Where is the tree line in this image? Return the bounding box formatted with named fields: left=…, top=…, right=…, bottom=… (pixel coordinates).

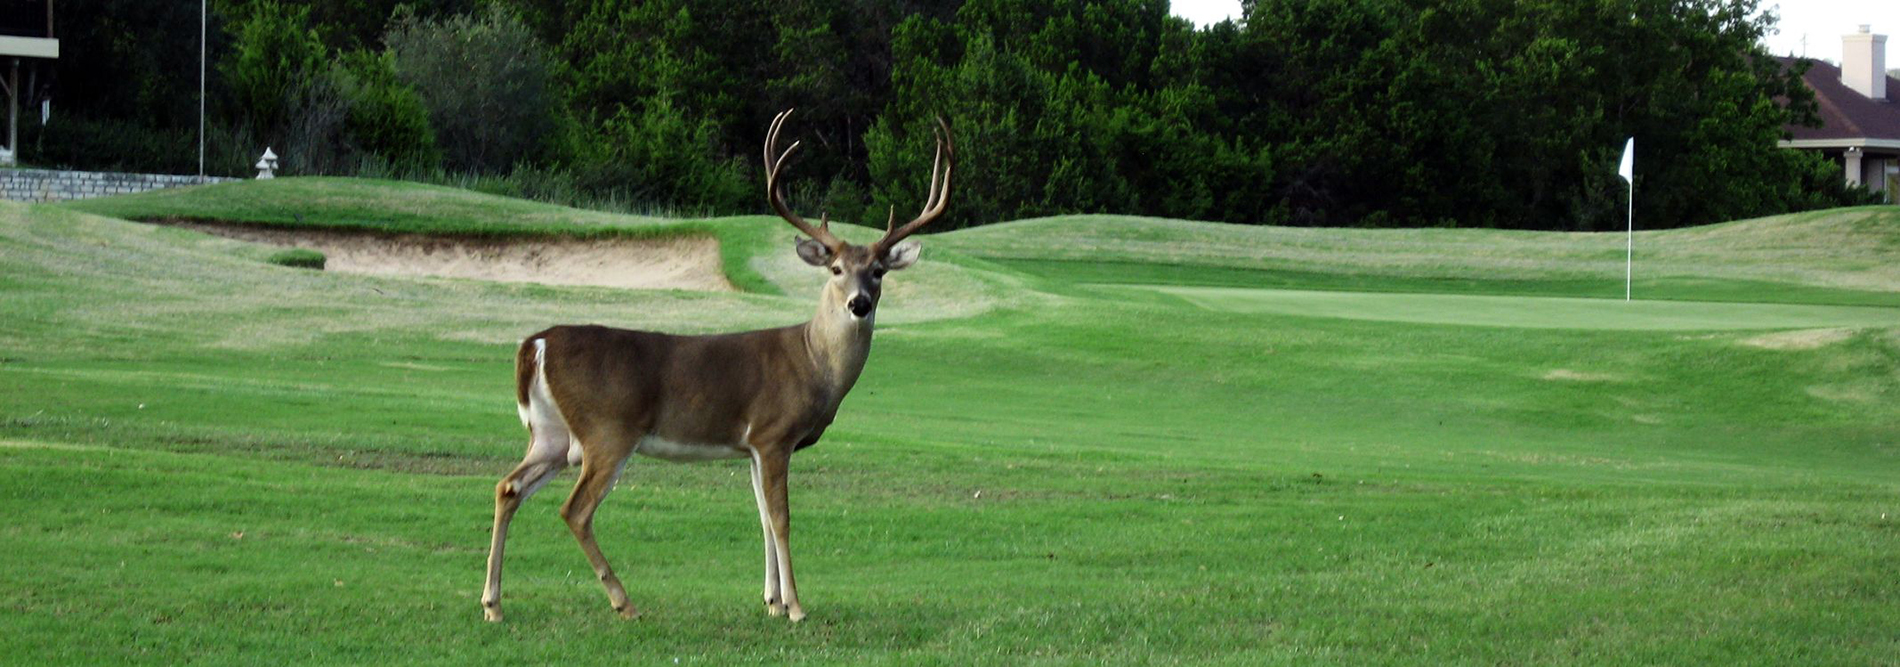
left=23, top=0, right=1877, bottom=230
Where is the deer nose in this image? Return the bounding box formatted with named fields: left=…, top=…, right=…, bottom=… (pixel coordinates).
left=848, top=295, right=873, bottom=318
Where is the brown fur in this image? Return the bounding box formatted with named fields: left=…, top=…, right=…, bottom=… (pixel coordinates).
left=481, top=106, right=948, bottom=625
left=481, top=251, right=888, bottom=624
left=513, top=335, right=540, bottom=408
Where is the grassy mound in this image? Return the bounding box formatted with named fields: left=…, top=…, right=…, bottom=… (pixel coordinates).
left=60, top=177, right=1025, bottom=317
left=932, top=208, right=1900, bottom=305
left=65, top=177, right=783, bottom=294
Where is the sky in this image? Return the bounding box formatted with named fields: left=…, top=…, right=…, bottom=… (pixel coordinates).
left=1757, top=1, right=1900, bottom=62
left=1168, top=0, right=1242, bottom=29
left=1168, top=0, right=1899, bottom=65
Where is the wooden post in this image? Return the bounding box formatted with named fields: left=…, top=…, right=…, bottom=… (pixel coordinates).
left=7, top=58, right=17, bottom=162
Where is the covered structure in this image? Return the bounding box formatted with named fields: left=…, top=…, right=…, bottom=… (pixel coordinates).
left=1779, top=26, right=1899, bottom=200
left=0, top=1, right=57, bottom=165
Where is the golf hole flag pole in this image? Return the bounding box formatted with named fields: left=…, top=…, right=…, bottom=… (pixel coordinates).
left=1618, top=137, right=1634, bottom=301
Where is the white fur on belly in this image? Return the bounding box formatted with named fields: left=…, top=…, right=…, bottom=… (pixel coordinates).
left=635, top=435, right=747, bottom=462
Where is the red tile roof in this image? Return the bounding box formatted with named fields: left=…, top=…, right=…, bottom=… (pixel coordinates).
left=1781, top=57, right=1900, bottom=142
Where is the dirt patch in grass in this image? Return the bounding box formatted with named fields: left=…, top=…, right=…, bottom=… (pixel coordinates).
left=170, top=221, right=735, bottom=292
left=1805, top=383, right=1881, bottom=404
left=1738, top=328, right=1854, bottom=350
left=1542, top=369, right=1620, bottom=382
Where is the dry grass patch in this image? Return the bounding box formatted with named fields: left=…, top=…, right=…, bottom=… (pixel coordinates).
left=1737, top=328, right=1855, bottom=351
left=1806, top=382, right=1884, bottom=404
left=1541, top=369, right=1621, bottom=382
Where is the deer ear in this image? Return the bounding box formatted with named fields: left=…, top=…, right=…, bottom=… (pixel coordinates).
left=885, top=240, right=921, bottom=270
left=795, top=238, right=832, bottom=267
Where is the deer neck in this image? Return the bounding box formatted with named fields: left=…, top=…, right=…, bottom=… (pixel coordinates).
left=802, top=292, right=875, bottom=395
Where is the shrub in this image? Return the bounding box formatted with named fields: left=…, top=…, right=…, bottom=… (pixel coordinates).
left=336, top=49, right=440, bottom=172
left=266, top=248, right=326, bottom=270
left=217, top=1, right=364, bottom=176
left=278, top=71, right=356, bottom=175
left=221, top=1, right=327, bottom=138
left=819, top=176, right=872, bottom=228
left=388, top=6, right=557, bottom=174
left=569, top=99, right=749, bottom=213
left=20, top=117, right=194, bottom=173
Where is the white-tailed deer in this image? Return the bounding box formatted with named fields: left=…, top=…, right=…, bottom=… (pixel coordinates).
left=481, top=109, right=952, bottom=623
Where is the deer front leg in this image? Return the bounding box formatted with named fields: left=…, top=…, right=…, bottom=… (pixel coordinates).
left=757, top=447, right=805, bottom=622
left=748, top=451, right=784, bottom=614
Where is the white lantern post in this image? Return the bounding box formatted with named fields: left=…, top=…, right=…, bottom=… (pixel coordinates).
left=255, top=147, right=279, bottom=179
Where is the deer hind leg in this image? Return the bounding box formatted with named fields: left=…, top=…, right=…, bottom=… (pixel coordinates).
left=748, top=450, right=783, bottom=614
left=482, top=420, right=572, bottom=622
left=561, top=443, right=638, bottom=619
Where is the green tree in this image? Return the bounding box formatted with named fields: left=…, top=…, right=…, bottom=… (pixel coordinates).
left=1214, top=0, right=1854, bottom=229
left=335, top=49, right=440, bottom=171
left=871, top=1, right=1227, bottom=228
left=388, top=5, right=557, bottom=173
left=221, top=1, right=327, bottom=143
left=569, top=99, right=751, bottom=212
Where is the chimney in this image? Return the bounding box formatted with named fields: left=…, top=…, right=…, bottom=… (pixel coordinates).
left=1842, top=25, right=1887, bottom=100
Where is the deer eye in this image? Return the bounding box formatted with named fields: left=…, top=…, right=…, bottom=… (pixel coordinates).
left=830, top=266, right=842, bottom=276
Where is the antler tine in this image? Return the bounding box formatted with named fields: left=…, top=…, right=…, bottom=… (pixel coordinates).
left=877, top=116, right=955, bottom=253
left=763, top=108, right=841, bottom=248
left=919, top=125, right=946, bottom=216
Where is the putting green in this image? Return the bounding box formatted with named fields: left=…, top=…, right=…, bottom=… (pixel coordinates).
left=1114, top=284, right=1900, bottom=330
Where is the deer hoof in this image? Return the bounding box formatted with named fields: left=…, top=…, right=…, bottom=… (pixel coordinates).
left=482, top=607, right=503, bottom=623
left=787, top=606, right=807, bottom=623
left=765, top=601, right=787, bottom=617
left=615, top=605, right=640, bottom=620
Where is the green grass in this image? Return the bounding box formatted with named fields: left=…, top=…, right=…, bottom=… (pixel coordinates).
left=1121, top=285, right=1900, bottom=330
left=990, top=257, right=1900, bottom=308
left=934, top=210, right=1900, bottom=306
left=265, top=247, right=326, bottom=269
left=6, top=181, right=1898, bottom=664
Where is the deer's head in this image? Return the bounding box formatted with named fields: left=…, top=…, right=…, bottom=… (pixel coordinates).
left=765, top=109, right=952, bottom=321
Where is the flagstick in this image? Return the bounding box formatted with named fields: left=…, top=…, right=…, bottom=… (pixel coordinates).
left=1616, top=136, right=1635, bottom=302
left=1625, top=180, right=1633, bottom=302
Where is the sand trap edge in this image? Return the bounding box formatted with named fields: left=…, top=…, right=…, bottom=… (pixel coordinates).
left=158, top=220, right=737, bottom=293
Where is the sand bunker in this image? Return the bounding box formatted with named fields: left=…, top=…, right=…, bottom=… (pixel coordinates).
left=176, top=222, right=735, bottom=292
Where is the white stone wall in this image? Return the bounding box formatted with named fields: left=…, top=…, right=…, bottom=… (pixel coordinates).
left=0, top=169, right=238, bottom=203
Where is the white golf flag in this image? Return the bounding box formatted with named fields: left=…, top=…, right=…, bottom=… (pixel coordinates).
left=1617, top=137, right=1634, bottom=183
left=1619, top=137, right=1634, bottom=301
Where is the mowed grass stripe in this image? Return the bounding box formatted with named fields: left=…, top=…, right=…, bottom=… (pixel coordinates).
left=1120, top=284, right=1900, bottom=330
left=2, top=437, right=1893, bottom=665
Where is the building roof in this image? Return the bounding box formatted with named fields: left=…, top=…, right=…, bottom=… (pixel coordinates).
left=1780, top=57, right=1900, bottom=149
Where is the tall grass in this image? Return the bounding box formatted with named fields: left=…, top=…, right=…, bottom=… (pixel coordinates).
left=344, top=157, right=702, bottom=219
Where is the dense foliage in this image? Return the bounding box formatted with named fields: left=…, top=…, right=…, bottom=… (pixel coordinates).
left=386, top=5, right=557, bottom=173
left=18, top=0, right=1878, bottom=228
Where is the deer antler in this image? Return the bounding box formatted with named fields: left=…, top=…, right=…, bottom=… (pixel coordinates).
left=874, top=117, right=954, bottom=255
left=764, top=108, right=843, bottom=249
